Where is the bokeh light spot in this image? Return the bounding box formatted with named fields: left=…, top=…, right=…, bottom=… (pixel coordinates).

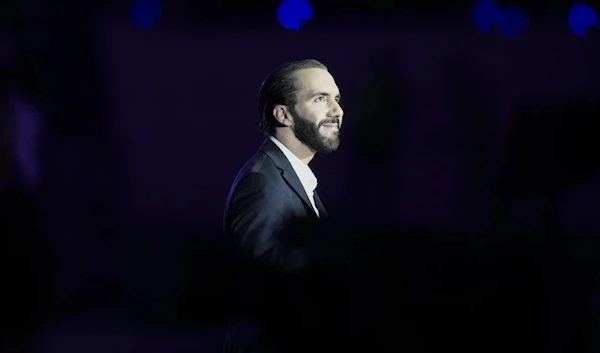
left=131, top=0, right=162, bottom=29
left=277, top=0, right=313, bottom=31
left=568, top=4, right=598, bottom=37
left=498, top=6, right=529, bottom=39
left=472, top=0, right=502, bottom=33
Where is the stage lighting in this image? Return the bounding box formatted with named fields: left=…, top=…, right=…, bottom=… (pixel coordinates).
left=498, top=6, right=529, bottom=39
left=472, top=0, right=502, bottom=33
left=131, top=0, right=162, bottom=29
left=568, top=4, right=598, bottom=37
left=277, top=0, right=313, bottom=31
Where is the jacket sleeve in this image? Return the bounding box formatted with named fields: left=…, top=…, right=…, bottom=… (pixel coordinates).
left=225, top=172, right=308, bottom=272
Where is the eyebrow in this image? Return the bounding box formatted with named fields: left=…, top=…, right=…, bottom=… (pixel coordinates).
left=310, top=92, right=341, bottom=100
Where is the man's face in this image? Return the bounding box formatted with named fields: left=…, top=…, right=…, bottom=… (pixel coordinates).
left=288, top=68, right=343, bottom=154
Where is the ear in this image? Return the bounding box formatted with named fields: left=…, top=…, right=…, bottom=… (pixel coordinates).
left=272, top=105, right=293, bottom=127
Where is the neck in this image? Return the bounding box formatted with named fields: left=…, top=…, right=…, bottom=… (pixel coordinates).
left=273, top=129, right=315, bottom=164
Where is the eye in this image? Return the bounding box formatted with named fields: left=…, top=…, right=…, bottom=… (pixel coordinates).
left=314, top=96, right=325, bottom=102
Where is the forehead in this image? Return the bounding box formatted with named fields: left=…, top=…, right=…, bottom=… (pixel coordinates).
left=294, top=68, right=339, bottom=96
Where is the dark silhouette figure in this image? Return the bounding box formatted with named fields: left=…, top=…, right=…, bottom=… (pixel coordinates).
left=440, top=56, right=497, bottom=230
left=348, top=54, right=412, bottom=220
left=11, top=0, right=125, bottom=314
left=0, top=178, right=54, bottom=353
left=0, top=86, right=54, bottom=353
left=494, top=99, right=600, bottom=353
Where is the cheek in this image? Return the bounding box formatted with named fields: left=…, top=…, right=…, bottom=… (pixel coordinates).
left=299, top=105, right=325, bottom=121
left=310, top=111, right=328, bottom=125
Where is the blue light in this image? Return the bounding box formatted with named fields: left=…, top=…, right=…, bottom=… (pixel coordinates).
left=277, top=0, right=313, bottom=31
left=471, top=0, right=502, bottom=33
left=131, top=0, right=162, bottom=29
left=568, top=4, right=598, bottom=36
left=498, top=6, right=529, bottom=39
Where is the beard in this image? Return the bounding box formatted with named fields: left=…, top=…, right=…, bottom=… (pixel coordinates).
left=290, top=107, right=340, bottom=154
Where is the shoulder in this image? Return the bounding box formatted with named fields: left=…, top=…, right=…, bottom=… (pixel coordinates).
left=232, top=150, right=281, bottom=186
left=241, top=150, right=278, bottom=175
left=224, top=170, right=284, bottom=229
left=227, top=152, right=281, bottom=200
left=229, top=171, right=279, bottom=203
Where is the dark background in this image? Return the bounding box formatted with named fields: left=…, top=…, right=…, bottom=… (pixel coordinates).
left=2, top=0, right=600, bottom=351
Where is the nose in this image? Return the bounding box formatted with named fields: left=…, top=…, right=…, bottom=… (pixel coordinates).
left=328, top=101, right=344, bottom=120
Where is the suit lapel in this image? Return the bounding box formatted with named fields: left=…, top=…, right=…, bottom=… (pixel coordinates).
left=261, top=138, right=315, bottom=213
left=281, top=166, right=314, bottom=212
left=314, top=191, right=329, bottom=218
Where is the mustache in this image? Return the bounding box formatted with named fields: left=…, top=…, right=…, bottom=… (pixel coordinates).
left=319, top=119, right=340, bottom=127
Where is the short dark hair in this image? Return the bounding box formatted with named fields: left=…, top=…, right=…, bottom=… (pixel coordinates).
left=258, top=59, right=328, bottom=135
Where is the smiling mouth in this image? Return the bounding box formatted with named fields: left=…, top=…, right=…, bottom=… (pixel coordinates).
left=322, top=124, right=338, bottom=129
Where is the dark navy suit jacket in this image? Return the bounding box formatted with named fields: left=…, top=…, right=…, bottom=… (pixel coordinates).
left=224, top=138, right=328, bottom=270
left=223, top=138, right=333, bottom=353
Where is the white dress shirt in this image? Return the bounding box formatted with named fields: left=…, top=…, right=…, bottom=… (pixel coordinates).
left=269, top=135, right=319, bottom=217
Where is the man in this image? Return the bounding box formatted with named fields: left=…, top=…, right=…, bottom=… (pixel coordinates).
left=224, top=59, right=343, bottom=267
left=223, top=59, right=344, bottom=352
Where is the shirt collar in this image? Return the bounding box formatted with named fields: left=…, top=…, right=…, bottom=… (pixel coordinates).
left=269, top=136, right=318, bottom=193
